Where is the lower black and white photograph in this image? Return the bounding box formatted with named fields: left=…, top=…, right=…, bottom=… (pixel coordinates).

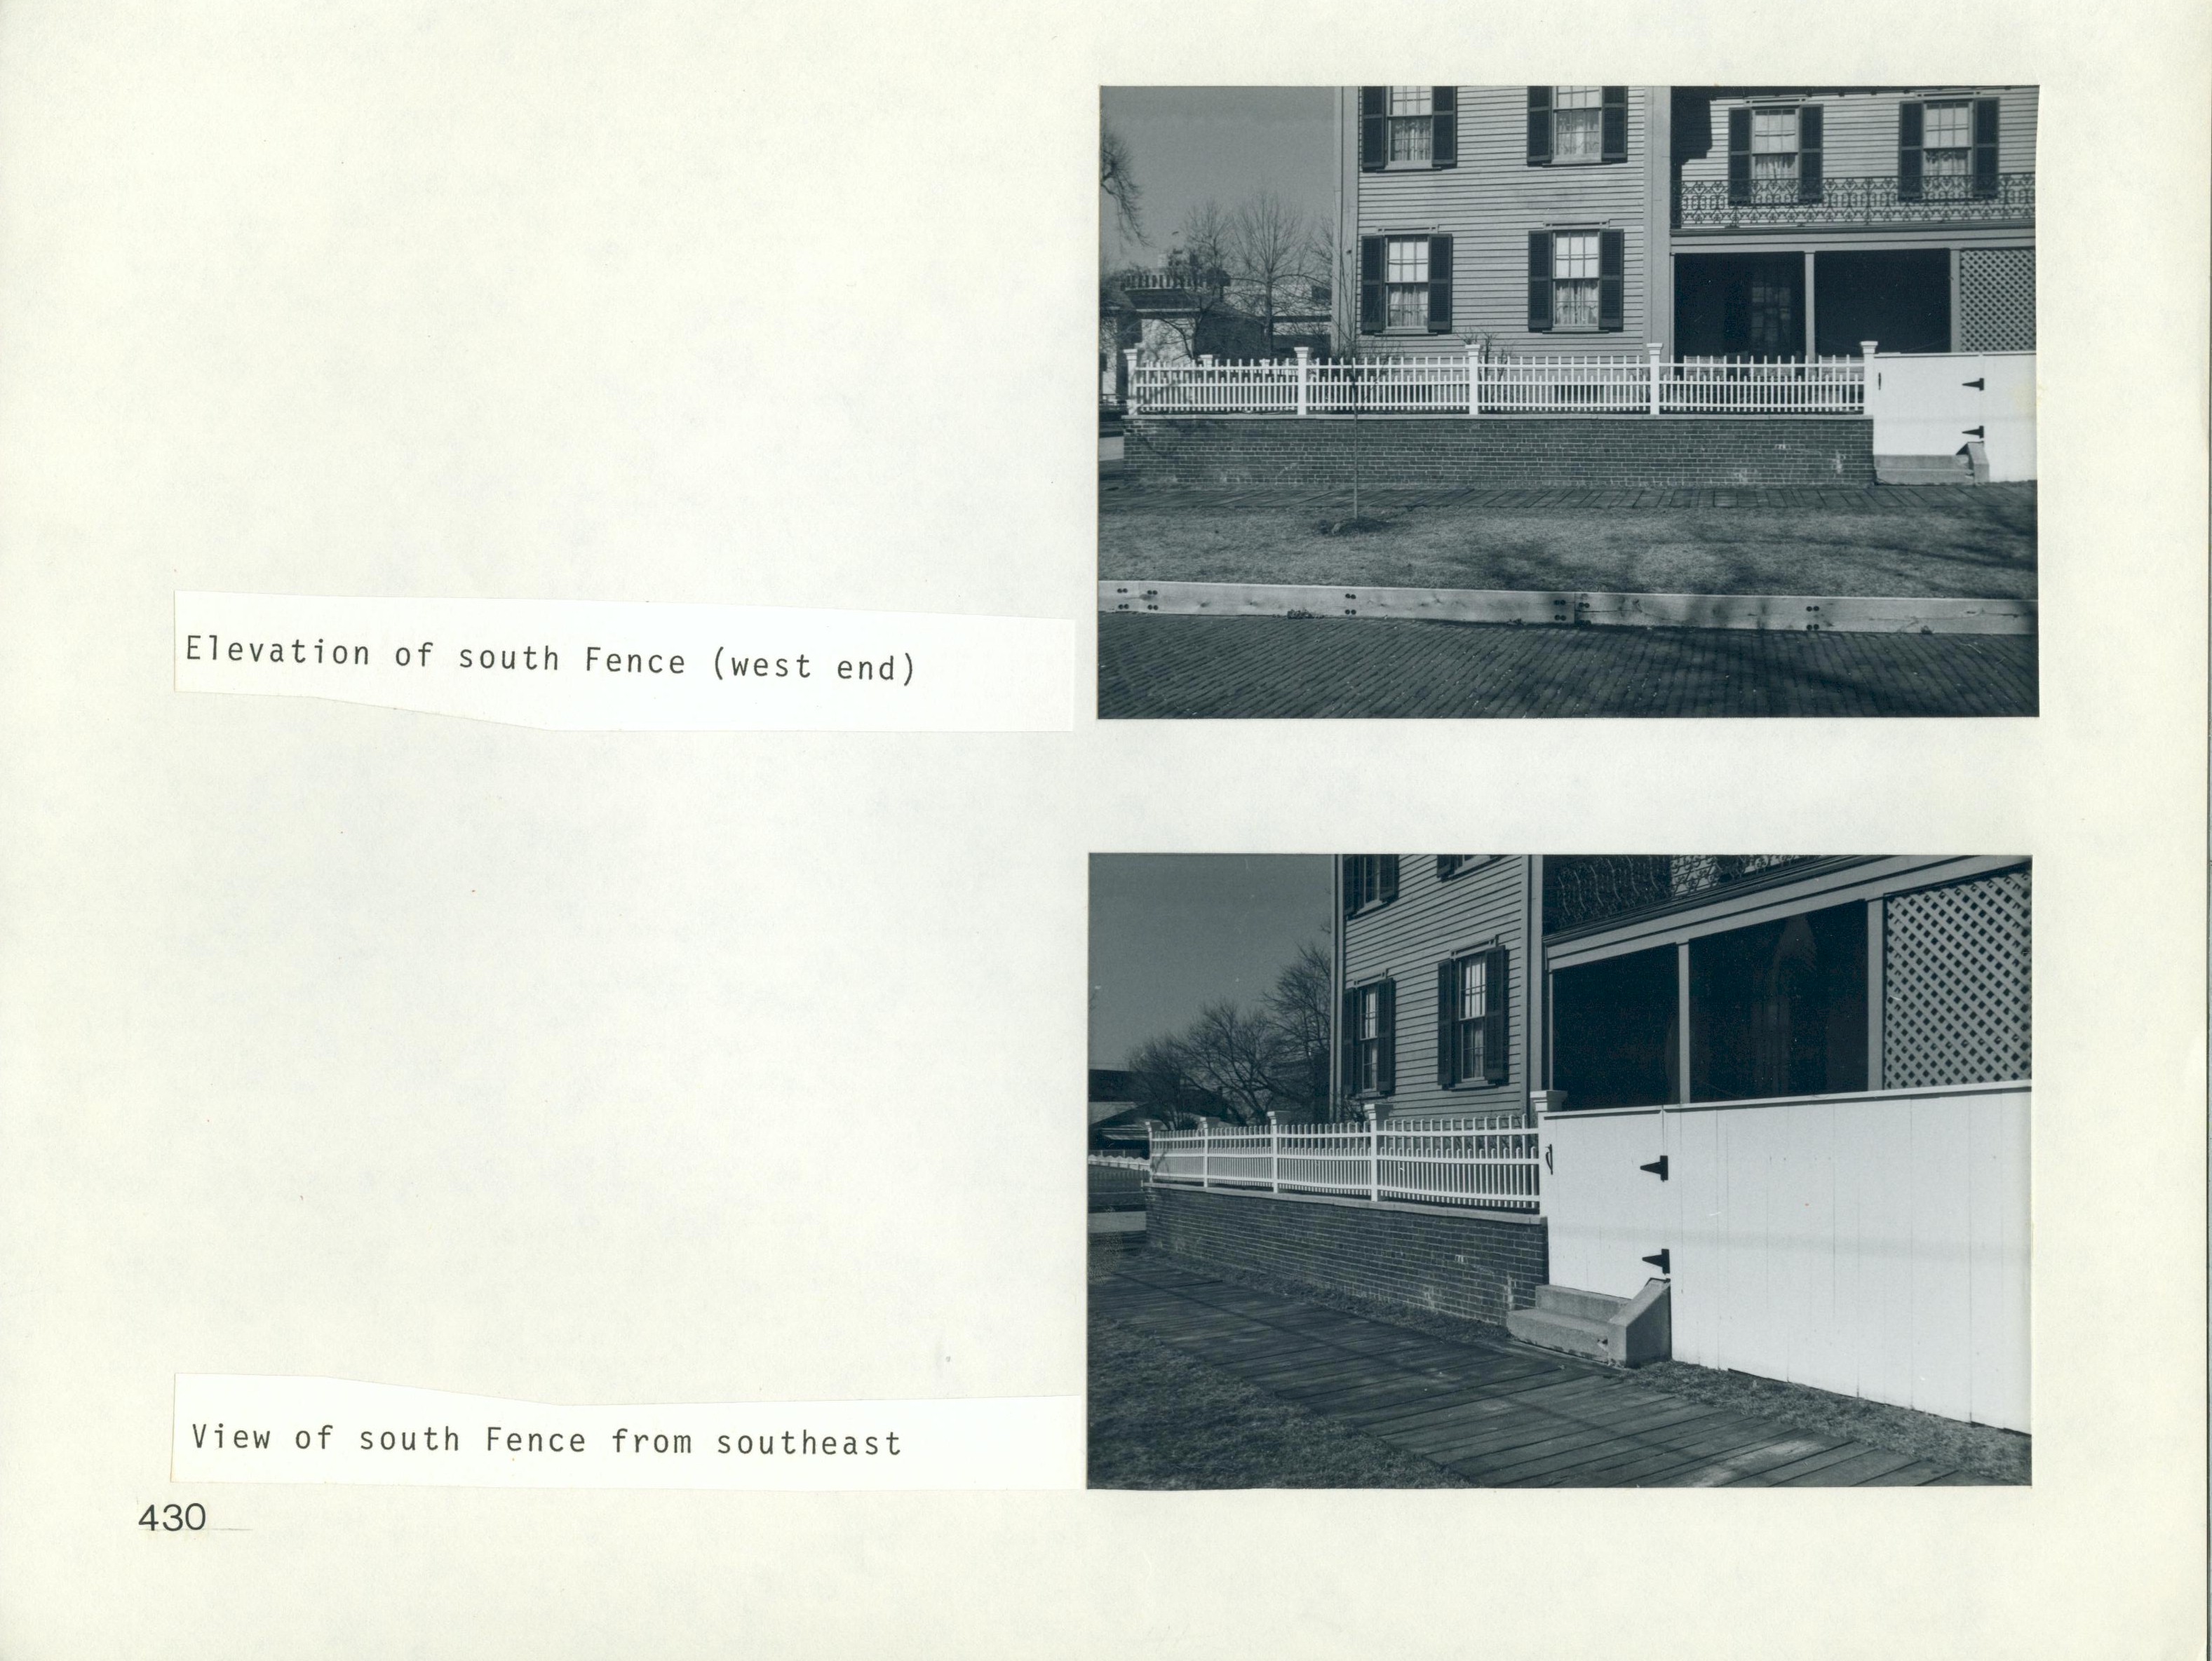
left=1088, top=853, right=2030, bottom=1489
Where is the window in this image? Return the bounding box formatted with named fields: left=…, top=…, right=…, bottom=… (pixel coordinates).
left=1727, top=104, right=1823, bottom=205
left=1435, top=855, right=1492, bottom=881
left=1527, top=229, right=1624, bottom=333
left=1359, top=88, right=1457, bottom=171
left=1553, top=85, right=1603, bottom=161
left=1388, top=86, right=1434, bottom=163
left=1553, top=232, right=1600, bottom=329
left=1921, top=100, right=1971, bottom=191
left=1344, top=855, right=1400, bottom=916
left=1900, top=96, right=1999, bottom=202
left=1436, top=947, right=1509, bottom=1088
left=1526, top=86, right=1626, bottom=165
left=1359, top=236, right=1454, bottom=334
left=1341, top=978, right=1396, bottom=1097
left=1385, top=238, right=1429, bottom=328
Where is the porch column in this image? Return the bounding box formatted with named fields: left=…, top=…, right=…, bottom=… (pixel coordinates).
left=1866, top=899, right=1887, bottom=1090
left=1675, top=942, right=1692, bottom=1106
left=1804, top=250, right=1817, bottom=361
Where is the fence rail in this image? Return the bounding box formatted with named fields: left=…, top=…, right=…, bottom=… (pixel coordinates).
left=1147, top=1110, right=1540, bottom=1214
left=1124, top=345, right=1868, bottom=418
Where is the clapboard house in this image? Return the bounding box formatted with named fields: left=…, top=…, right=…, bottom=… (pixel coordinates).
left=1336, top=86, right=2036, bottom=360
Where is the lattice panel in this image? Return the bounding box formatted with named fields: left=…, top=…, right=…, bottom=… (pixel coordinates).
left=1884, top=869, right=2031, bottom=1088
left=1958, top=249, right=2036, bottom=351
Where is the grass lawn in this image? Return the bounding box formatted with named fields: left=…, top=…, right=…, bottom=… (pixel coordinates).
left=1087, top=1308, right=1471, bottom=1489
left=1099, top=489, right=2037, bottom=599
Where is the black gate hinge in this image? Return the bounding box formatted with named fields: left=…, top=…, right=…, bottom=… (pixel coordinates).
left=1638, top=1155, right=1668, bottom=1180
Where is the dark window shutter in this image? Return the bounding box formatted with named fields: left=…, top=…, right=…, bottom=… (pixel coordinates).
left=1600, top=86, right=1627, bottom=162
left=1727, top=107, right=1752, bottom=204
left=1361, top=87, right=1387, bottom=172
left=1359, top=237, right=1385, bottom=334
left=1377, top=979, right=1396, bottom=1096
left=1427, top=236, right=1453, bottom=333
left=1379, top=856, right=1400, bottom=905
left=1431, top=87, right=1457, bottom=168
left=1482, top=948, right=1510, bottom=1085
left=1798, top=104, right=1823, bottom=203
left=1971, top=97, right=1999, bottom=198
left=1598, top=229, right=1624, bottom=332
left=1898, top=101, right=1924, bottom=201
left=1436, top=960, right=1459, bottom=1087
left=1340, top=987, right=1359, bottom=1092
left=1527, top=231, right=1553, bottom=332
left=1526, top=86, right=1552, bottom=164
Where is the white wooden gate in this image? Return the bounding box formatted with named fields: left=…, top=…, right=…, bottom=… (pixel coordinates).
left=1539, top=1082, right=2030, bottom=1432
left=1866, top=351, right=2037, bottom=482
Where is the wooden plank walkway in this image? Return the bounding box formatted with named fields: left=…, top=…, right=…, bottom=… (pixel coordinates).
left=1093, top=1257, right=1997, bottom=1488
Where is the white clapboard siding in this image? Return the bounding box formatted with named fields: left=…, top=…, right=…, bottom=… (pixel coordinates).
left=1679, top=86, right=2037, bottom=184
left=1540, top=1083, right=2030, bottom=1432
left=1358, top=88, right=1654, bottom=350
left=1343, top=856, right=1528, bottom=1120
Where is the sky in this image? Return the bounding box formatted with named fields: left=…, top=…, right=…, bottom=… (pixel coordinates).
left=1100, top=87, right=1337, bottom=271
left=1089, top=855, right=1334, bottom=1069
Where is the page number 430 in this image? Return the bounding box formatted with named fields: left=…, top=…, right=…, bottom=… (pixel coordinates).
left=138, top=1503, right=205, bottom=1533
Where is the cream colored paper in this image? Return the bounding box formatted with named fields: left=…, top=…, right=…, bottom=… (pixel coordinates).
left=1, top=4, right=2205, bottom=1658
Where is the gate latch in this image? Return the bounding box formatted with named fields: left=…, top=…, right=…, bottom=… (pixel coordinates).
left=1641, top=1248, right=1672, bottom=1274
left=1963, top=377, right=1986, bottom=390
left=1638, top=1155, right=1669, bottom=1181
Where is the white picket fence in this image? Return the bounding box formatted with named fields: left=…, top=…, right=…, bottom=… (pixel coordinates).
left=1148, top=1110, right=1540, bottom=1213
left=1124, top=345, right=1870, bottom=418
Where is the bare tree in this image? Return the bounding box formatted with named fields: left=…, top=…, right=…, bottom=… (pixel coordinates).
left=1227, top=191, right=1324, bottom=357
left=1264, top=941, right=1335, bottom=1118
left=1100, top=122, right=1144, bottom=248
left=1177, top=1001, right=1291, bottom=1125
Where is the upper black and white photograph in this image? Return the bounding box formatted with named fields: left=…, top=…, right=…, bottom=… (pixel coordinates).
left=1098, top=88, right=2038, bottom=718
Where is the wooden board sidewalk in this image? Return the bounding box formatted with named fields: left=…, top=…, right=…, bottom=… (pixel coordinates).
left=1092, top=1258, right=1996, bottom=1489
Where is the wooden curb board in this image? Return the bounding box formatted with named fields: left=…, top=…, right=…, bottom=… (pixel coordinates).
left=1100, top=581, right=2035, bottom=635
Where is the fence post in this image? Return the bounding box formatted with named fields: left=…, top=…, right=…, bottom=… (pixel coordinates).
left=1267, top=1111, right=1281, bottom=1193
left=1199, top=1118, right=1210, bottom=1189
left=1294, top=346, right=1310, bottom=418
left=1859, top=339, right=1879, bottom=414
left=1465, top=339, right=1482, bottom=416
left=1364, top=1103, right=1381, bottom=1204
left=1647, top=341, right=1664, bottom=416
left=1122, top=348, right=1140, bottom=414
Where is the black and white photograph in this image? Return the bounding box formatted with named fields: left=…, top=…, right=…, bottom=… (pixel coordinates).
left=1099, top=88, right=2038, bottom=718
left=1090, top=854, right=2030, bottom=1487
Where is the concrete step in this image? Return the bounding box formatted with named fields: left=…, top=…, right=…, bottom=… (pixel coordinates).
left=1875, top=452, right=1976, bottom=486
left=1534, top=1284, right=1628, bottom=1322
left=1504, top=1306, right=1614, bottom=1363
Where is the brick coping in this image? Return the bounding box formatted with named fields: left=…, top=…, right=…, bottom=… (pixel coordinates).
left=1148, top=1179, right=1543, bottom=1226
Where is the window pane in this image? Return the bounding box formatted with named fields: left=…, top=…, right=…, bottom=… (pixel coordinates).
left=1553, top=85, right=1600, bottom=109
left=1361, top=989, right=1379, bottom=1040
left=1553, top=233, right=1598, bottom=279
left=1385, top=285, right=1429, bottom=328
left=1554, top=107, right=1601, bottom=160
left=1556, top=280, right=1600, bottom=328
left=1386, top=239, right=1429, bottom=283
left=1388, top=116, right=1433, bottom=162
left=1689, top=903, right=1868, bottom=1103
left=1923, top=100, right=1971, bottom=149
left=1388, top=86, right=1433, bottom=116
left=1551, top=945, right=1677, bottom=1110
left=1751, top=109, right=1797, bottom=151
left=1460, top=957, right=1484, bottom=1021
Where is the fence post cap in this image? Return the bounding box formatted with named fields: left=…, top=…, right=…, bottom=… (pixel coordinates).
left=1363, top=1102, right=1381, bottom=1125
left=1295, top=345, right=1309, bottom=361
left=1859, top=339, right=1880, bottom=355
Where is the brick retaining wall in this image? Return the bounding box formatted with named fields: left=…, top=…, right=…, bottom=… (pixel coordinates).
left=1145, top=1184, right=1548, bottom=1330
left=1124, top=414, right=1875, bottom=490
